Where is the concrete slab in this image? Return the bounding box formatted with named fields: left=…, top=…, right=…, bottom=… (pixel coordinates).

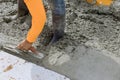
left=43, top=46, right=120, bottom=80
left=0, top=51, right=70, bottom=80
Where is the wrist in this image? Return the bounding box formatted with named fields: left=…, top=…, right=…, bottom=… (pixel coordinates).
left=25, top=39, right=33, bottom=44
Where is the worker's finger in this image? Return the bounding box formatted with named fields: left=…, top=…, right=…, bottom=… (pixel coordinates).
left=16, top=44, right=23, bottom=50
left=17, top=46, right=26, bottom=51
left=29, top=46, right=38, bottom=54
left=16, top=44, right=29, bottom=52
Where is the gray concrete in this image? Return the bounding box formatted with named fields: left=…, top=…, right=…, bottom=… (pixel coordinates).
left=43, top=46, right=120, bottom=80
left=1, top=0, right=120, bottom=80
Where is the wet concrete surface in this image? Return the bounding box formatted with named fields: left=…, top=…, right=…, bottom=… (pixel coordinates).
left=1, top=0, right=120, bottom=80
left=43, top=46, right=120, bottom=80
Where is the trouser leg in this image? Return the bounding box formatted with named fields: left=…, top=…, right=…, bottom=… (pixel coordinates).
left=49, top=0, right=66, bottom=44
left=18, top=0, right=29, bottom=17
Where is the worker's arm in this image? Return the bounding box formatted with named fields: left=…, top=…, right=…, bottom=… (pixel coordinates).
left=17, top=0, right=46, bottom=53
left=25, top=0, right=46, bottom=43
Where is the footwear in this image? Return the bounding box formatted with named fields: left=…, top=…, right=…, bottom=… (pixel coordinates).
left=3, top=14, right=18, bottom=23
left=49, top=13, right=65, bottom=45
left=3, top=0, right=29, bottom=22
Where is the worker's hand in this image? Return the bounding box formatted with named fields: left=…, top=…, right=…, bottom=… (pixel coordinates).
left=17, top=40, right=38, bottom=54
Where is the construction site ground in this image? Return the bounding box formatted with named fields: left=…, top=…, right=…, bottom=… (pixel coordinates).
left=1, top=0, right=120, bottom=80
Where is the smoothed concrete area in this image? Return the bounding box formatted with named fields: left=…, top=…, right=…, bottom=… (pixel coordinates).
left=43, top=46, right=120, bottom=80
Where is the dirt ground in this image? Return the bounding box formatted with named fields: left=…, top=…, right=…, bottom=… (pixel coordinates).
left=0, top=0, right=120, bottom=69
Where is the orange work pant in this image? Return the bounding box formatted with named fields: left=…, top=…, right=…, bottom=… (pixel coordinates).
left=24, top=0, right=46, bottom=43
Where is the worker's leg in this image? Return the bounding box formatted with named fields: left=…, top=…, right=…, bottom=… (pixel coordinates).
left=49, top=0, right=66, bottom=44
left=3, top=0, right=29, bottom=22
left=18, top=0, right=29, bottom=17
left=24, top=0, right=46, bottom=43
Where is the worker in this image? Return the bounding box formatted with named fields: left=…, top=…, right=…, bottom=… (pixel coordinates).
left=12, top=0, right=66, bottom=53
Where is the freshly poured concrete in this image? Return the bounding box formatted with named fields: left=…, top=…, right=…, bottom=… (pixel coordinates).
left=0, top=51, right=70, bottom=80
left=1, top=46, right=120, bottom=80
left=1, top=0, right=120, bottom=80
left=43, top=46, right=120, bottom=80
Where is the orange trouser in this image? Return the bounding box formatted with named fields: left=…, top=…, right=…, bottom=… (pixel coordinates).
left=24, top=0, right=46, bottom=43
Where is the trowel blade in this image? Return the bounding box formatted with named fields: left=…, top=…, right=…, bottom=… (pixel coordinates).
left=1, top=45, right=44, bottom=65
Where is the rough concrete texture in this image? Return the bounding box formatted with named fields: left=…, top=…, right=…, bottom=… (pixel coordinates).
left=1, top=0, right=120, bottom=80
left=1, top=0, right=120, bottom=55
